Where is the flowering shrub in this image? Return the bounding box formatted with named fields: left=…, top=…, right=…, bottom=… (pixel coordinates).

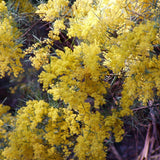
left=0, top=0, right=160, bottom=159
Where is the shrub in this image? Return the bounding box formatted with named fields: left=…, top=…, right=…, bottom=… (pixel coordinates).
left=0, top=0, right=159, bottom=159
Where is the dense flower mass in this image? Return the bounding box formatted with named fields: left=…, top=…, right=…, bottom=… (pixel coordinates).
left=104, top=20, right=160, bottom=108
left=39, top=42, right=109, bottom=109
left=0, top=0, right=159, bottom=159
left=0, top=104, right=13, bottom=160
left=2, top=100, right=77, bottom=160
left=0, top=1, right=23, bottom=78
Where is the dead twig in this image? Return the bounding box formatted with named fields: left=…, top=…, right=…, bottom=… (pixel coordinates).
left=110, top=144, right=123, bottom=160
left=150, top=154, right=160, bottom=159
left=137, top=123, right=152, bottom=160
left=132, top=106, right=148, bottom=112
left=18, top=19, right=43, bottom=39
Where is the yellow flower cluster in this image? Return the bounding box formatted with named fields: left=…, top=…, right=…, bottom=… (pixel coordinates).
left=0, top=104, right=13, bottom=159
left=39, top=42, right=109, bottom=109
left=126, top=0, right=157, bottom=19
left=1, top=99, right=125, bottom=160
left=74, top=110, right=107, bottom=160
left=0, top=1, right=23, bottom=78
left=0, top=0, right=35, bottom=20
left=36, top=0, right=69, bottom=22
left=104, top=20, right=158, bottom=73
left=2, top=100, right=80, bottom=159
left=10, top=0, right=35, bottom=13
left=0, top=104, right=11, bottom=138
left=53, top=19, right=66, bottom=35
left=104, top=20, right=159, bottom=111
left=68, top=0, right=134, bottom=44
left=24, top=40, right=52, bottom=70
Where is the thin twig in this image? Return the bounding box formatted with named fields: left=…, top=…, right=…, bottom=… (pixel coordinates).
left=110, top=144, right=123, bottom=160
left=137, top=123, right=152, bottom=160
left=18, top=19, right=43, bottom=39
left=126, top=9, right=145, bottom=18
left=132, top=106, right=148, bottom=111
left=150, top=154, right=160, bottom=159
